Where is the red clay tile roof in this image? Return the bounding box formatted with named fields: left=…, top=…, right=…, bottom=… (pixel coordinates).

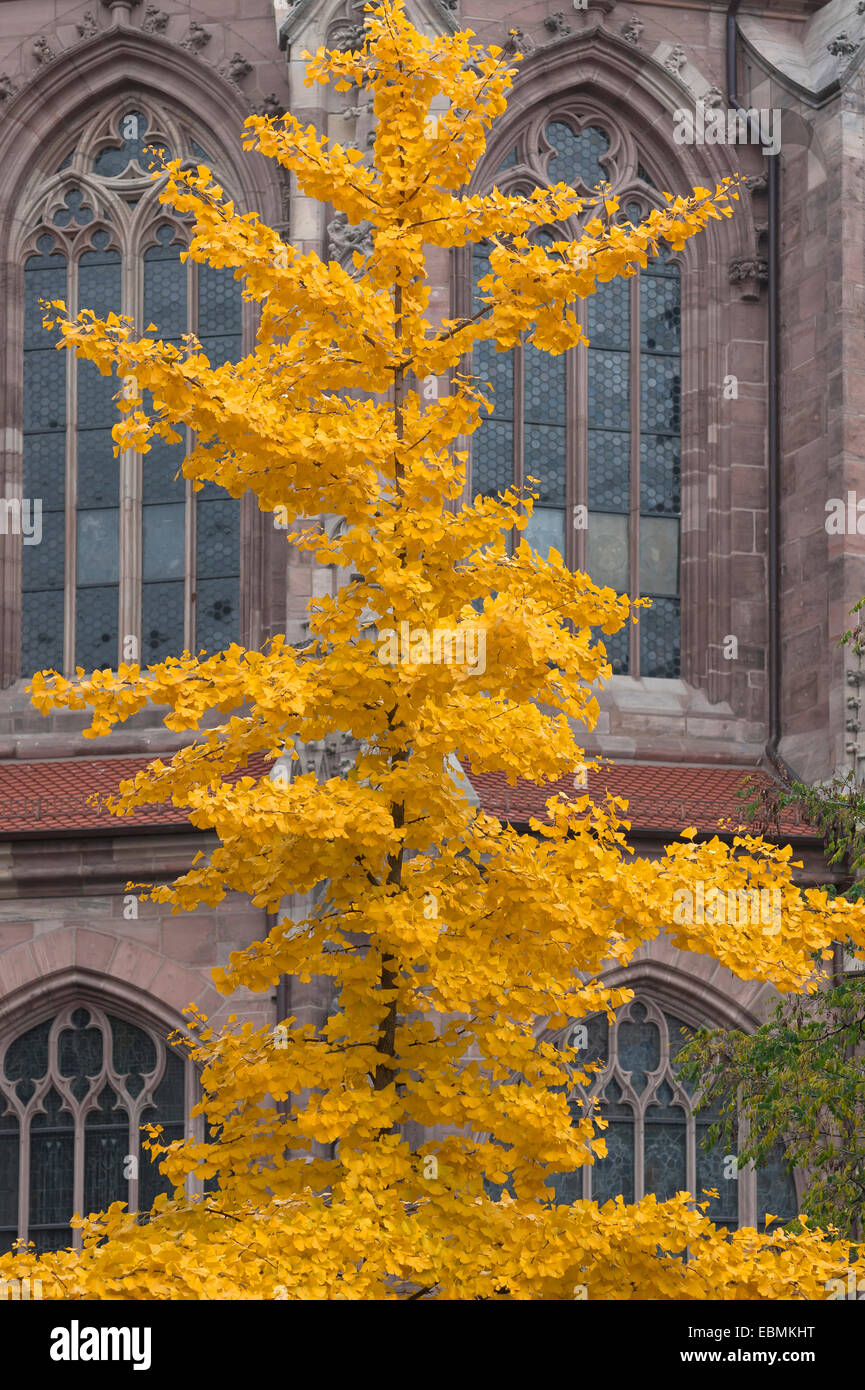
left=0, top=752, right=818, bottom=840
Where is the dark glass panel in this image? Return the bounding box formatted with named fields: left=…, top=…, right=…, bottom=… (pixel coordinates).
left=198, top=264, right=243, bottom=339
left=617, top=1002, right=660, bottom=1094
left=0, top=1097, right=19, bottom=1253
left=472, top=421, right=513, bottom=500
left=756, top=1146, right=798, bottom=1230
left=84, top=1085, right=128, bottom=1218
left=641, top=266, right=680, bottom=354
left=77, top=248, right=121, bottom=319
left=144, top=227, right=186, bottom=340
left=77, top=429, right=119, bottom=510
left=588, top=350, right=629, bottom=430
left=591, top=1079, right=635, bottom=1204
left=640, top=434, right=680, bottom=516
left=196, top=575, right=238, bottom=653
left=196, top=498, right=238, bottom=579
left=545, top=121, right=610, bottom=189
left=75, top=583, right=117, bottom=671
left=141, top=580, right=185, bottom=663
left=21, top=589, right=65, bottom=677
left=593, top=623, right=629, bottom=676
left=4, top=1018, right=52, bottom=1105
left=52, top=188, right=93, bottom=228
left=639, top=596, right=680, bottom=679
left=643, top=1078, right=686, bottom=1201
left=93, top=110, right=170, bottom=177
left=588, top=430, right=630, bottom=513
left=143, top=503, right=185, bottom=581
left=22, top=508, right=64, bottom=592
left=29, top=1088, right=74, bottom=1253
left=138, top=1051, right=186, bottom=1212
left=76, top=508, right=119, bottom=587
left=59, top=1013, right=103, bottom=1103
left=640, top=355, right=680, bottom=434
left=640, top=516, right=679, bottom=597
left=23, top=351, right=65, bottom=432
left=142, top=436, right=186, bottom=505
left=585, top=278, right=630, bottom=352
left=109, top=1016, right=157, bottom=1101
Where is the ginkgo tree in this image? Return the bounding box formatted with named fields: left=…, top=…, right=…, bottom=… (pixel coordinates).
left=4, top=0, right=865, bottom=1299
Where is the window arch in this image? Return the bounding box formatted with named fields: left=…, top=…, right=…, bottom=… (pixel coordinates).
left=0, top=1001, right=197, bottom=1254
left=549, top=996, right=798, bottom=1231
left=20, top=100, right=243, bottom=678
left=471, top=112, right=681, bottom=678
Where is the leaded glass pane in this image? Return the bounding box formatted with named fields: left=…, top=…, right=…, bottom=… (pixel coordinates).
left=21, top=589, right=65, bottom=677
left=663, top=1014, right=696, bottom=1074
left=641, top=265, right=680, bottom=353
left=21, top=427, right=65, bottom=504
left=594, top=623, right=629, bottom=676
left=640, top=596, right=680, bottom=678
left=196, top=498, right=239, bottom=580
left=640, top=516, right=679, bottom=597
left=545, top=121, right=610, bottom=189
left=84, top=1085, right=128, bottom=1217
left=75, top=583, right=117, bottom=670
left=198, top=264, right=243, bottom=339
left=77, top=429, right=119, bottom=510
left=697, top=1121, right=738, bottom=1227
left=523, top=341, right=565, bottom=427
left=585, top=278, right=630, bottom=352
left=29, top=1087, right=74, bottom=1253
left=591, top=1079, right=635, bottom=1204
left=586, top=511, right=628, bottom=591
left=59, top=1011, right=103, bottom=1102
left=472, top=420, right=514, bottom=499
left=523, top=506, right=565, bottom=559
left=0, top=1098, right=19, bottom=1253
left=144, top=227, right=186, bottom=340
left=142, top=437, right=186, bottom=505
left=76, top=508, right=119, bottom=587
left=22, top=508, right=64, bottom=592
left=588, top=350, right=629, bottom=430
left=4, top=1018, right=52, bottom=1104
left=196, top=576, right=239, bottom=655
left=143, top=502, right=185, bottom=581
left=644, top=1079, right=686, bottom=1201
left=640, top=434, right=680, bottom=516
left=53, top=188, right=93, bottom=228
left=524, top=425, right=565, bottom=504
left=141, top=581, right=185, bottom=663
left=93, top=110, right=170, bottom=177
left=78, top=245, right=122, bottom=318
left=139, top=1051, right=186, bottom=1211
left=198, top=334, right=242, bottom=367
left=109, top=1016, right=157, bottom=1100
left=474, top=338, right=514, bottom=417
left=641, top=355, right=680, bottom=434
left=23, top=350, right=65, bottom=432
left=588, top=430, right=630, bottom=512
left=756, top=1145, right=798, bottom=1229
left=617, top=1003, right=660, bottom=1094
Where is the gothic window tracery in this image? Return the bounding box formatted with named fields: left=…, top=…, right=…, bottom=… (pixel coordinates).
left=21, top=101, right=243, bottom=677
left=0, top=1003, right=194, bottom=1254
left=548, top=997, right=798, bottom=1230
left=471, top=112, right=680, bottom=677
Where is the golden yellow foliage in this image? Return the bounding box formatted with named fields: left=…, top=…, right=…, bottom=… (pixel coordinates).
left=6, top=0, right=863, bottom=1299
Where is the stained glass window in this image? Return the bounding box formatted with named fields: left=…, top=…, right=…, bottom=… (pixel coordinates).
left=471, top=121, right=682, bottom=678
left=20, top=102, right=243, bottom=678
left=0, top=1005, right=197, bottom=1254
left=547, top=998, right=800, bottom=1230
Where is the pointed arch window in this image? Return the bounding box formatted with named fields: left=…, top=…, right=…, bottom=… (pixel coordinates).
left=0, top=1003, right=198, bottom=1254
left=549, top=997, right=798, bottom=1230
left=21, top=103, right=243, bottom=678
left=471, top=115, right=681, bottom=678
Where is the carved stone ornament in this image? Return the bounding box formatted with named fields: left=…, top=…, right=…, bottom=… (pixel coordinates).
left=219, top=52, right=253, bottom=85
left=545, top=11, right=572, bottom=38
left=664, top=45, right=687, bottom=76
left=0, top=73, right=19, bottom=102
left=179, top=21, right=211, bottom=52
left=75, top=11, right=99, bottom=38
left=703, top=85, right=724, bottom=108
left=327, top=210, right=374, bottom=274
left=141, top=4, right=169, bottom=32
left=742, top=172, right=768, bottom=192
left=504, top=28, right=535, bottom=54
left=620, top=14, right=643, bottom=45
left=257, top=93, right=287, bottom=118
left=827, top=32, right=859, bottom=66
left=33, top=36, right=56, bottom=64
left=728, top=255, right=768, bottom=301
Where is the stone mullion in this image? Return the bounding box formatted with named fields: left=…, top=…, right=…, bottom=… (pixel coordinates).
left=186, top=256, right=197, bottom=652
left=119, top=232, right=141, bottom=663
left=629, top=272, right=641, bottom=677
left=65, top=251, right=79, bottom=674
left=575, top=341, right=588, bottom=574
